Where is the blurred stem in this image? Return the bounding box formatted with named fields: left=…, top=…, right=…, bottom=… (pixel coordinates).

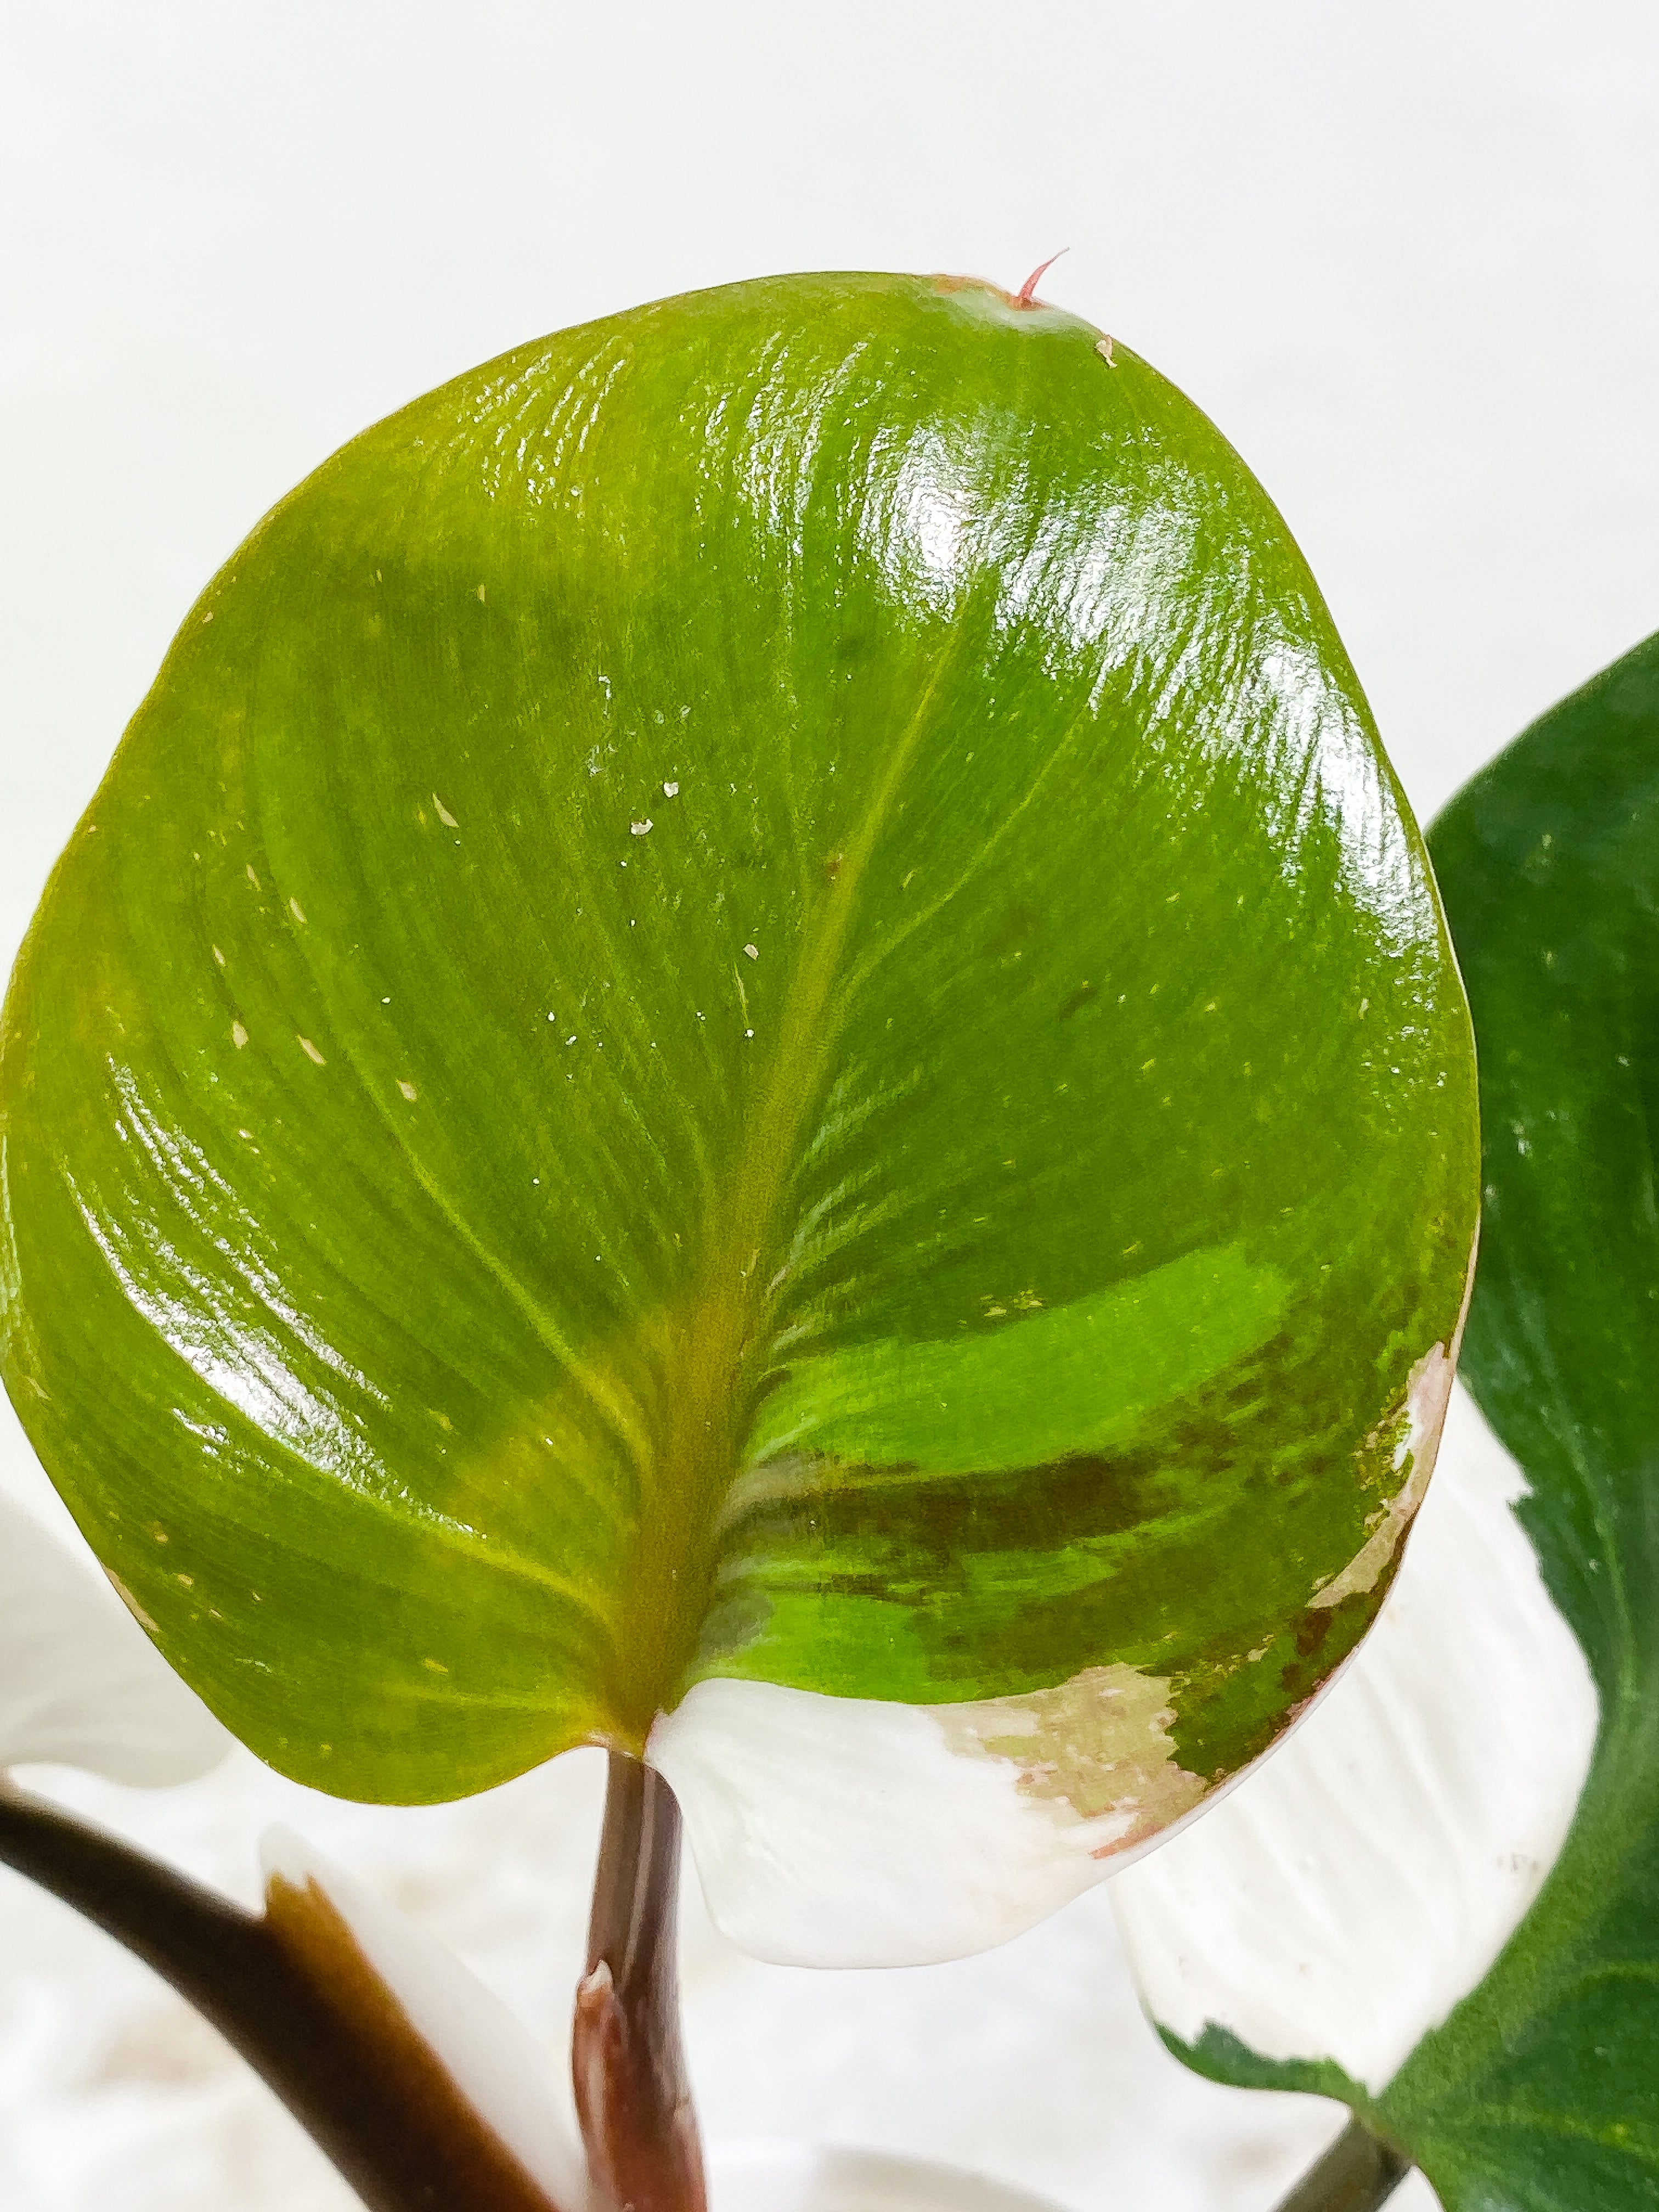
left=573, top=1751, right=707, bottom=2212
left=0, top=1778, right=566, bottom=2212
left=1272, top=2118, right=1411, bottom=2212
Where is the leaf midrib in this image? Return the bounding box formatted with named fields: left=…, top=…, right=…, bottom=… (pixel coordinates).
left=605, top=642, right=963, bottom=1738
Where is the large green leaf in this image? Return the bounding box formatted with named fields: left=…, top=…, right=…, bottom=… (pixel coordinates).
left=1119, top=630, right=1659, bottom=2207
left=0, top=273, right=1475, bottom=1955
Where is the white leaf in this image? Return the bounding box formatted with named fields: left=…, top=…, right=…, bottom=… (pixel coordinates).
left=650, top=1671, right=1204, bottom=1970
left=261, top=1826, right=588, bottom=2209
left=1111, top=1385, right=1599, bottom=2094
left=0, top=1492, right=229, bottom=1786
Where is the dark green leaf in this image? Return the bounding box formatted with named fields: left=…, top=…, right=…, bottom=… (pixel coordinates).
left=1120, top=629, right=1659, bottom=2207
left=1385, top=629, right=1659, bottom=2209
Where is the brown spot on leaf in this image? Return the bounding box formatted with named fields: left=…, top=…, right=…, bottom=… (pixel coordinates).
left=938, top=1664, right=1207, bottom=1858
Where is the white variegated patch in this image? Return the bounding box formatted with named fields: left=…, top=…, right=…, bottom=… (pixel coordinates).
left=261, top=1828, right=588, bottom=2209
left=651, top=1663, right=1215, bottom=1969
left=0, top=1492, right=228, bottom=1786
left=1111, top=1384, right=1599, bottom=2094
left=1308, top=1336, right=1455, bottom=1610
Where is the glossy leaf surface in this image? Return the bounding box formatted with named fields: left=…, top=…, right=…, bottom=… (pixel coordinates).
left=1124, top=630, right=1659, bottom=2207
left=0, top=276, right=1475, bottom=1938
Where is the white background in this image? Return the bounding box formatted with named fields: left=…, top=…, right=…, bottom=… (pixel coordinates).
left=1, top=4, right=1656, bottom=2208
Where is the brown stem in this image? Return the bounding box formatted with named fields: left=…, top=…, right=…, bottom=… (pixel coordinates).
left=0, top=1778, right=568, bottom=2212
left=573, top=1752, right=706, bottom=2212
left=1272, top=2118, right=1411, bottom=2212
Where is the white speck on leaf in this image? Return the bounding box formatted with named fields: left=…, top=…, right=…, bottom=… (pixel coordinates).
left=632, top=820, right=653, bottom=836
left=232, top=1022, right=249, bottom=1049
left=435, top=795, right=459, bottom=828
left=298, top=1037, right=326, bottom=1066
left=743, top=943, right=759, bottom=960
left=663, top=781, right=679, bottom=797
left=289, top=897, right=307, bottom=925
left=397, top=1080, right=417, bottom=1102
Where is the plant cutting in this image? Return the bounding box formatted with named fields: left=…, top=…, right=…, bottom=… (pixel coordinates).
left=0, top=265, right=1632, bottom=2212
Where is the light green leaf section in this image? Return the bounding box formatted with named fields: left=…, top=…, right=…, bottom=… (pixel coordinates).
left=748, top=1243, right=1288, bottom=1476
left=0, top=273, right=1476, bottom=1805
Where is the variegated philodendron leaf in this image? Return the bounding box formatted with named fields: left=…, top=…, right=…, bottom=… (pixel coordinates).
left=0, top=1490, right=228, bottom=1785
left=0, top=273, right=1477, bottom=1965
left=1118, top=630, right=1659, bottom=2209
